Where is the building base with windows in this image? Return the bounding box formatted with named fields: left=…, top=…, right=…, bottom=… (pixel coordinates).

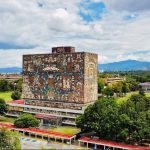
left=7, top=99, right=86, bottom=126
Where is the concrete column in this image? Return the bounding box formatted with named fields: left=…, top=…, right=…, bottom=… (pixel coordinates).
left=40, top=119, right=43, bottom=127
left=70, top=139, right=71, bottom=145
left=23, top=131, right=25, bottom=136
left=42, top=135, right=43, bottom=140
left=35, top=134, right=37, bottom=138
left=94, top=144, right=97, bottom=150
left=87, top=142, right=88, bottom=148
left=55, top=137, right=56, bottom=142
left=104, top=145, right=105, bottom=150
left=62, top=139, right=64, bottom=143
left=79, top=141, right=80, bottom=146
left=29, top=133, right=31, bottom=137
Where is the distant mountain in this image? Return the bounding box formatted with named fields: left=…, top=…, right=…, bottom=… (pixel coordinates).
left=99, top=60, right=150, bottom=72
left=0, top=67, right=22, bottom=73
left=0, top=60, right=150, bottom=73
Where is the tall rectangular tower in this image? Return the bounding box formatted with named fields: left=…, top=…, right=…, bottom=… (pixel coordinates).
left=22, top=46, right=98, bottom=125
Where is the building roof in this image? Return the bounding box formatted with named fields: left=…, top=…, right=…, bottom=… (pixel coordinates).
left=8, top=99, right=24, bottom=105
left=0, top=123, right=75, bottom=140
left=139, top=82, right=150, bottom=86
left=79, top=137, right=150, bottom=150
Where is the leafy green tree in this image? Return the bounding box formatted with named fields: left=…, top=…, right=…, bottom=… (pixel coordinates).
left=98, top=78, right=105, bottom=93
left=76, top=98, right=120, bottom=140
left=139, top=87, right=145, bottom=96
left=14, top=114, right=39, bottom=128
left=103, top=86, right=114, bottom=97
left=119, top=94, right=150, bottom=144
left=0, top=98, right=8, bottom=115
left=0, top=79, right=10, bottom=91
left=77, top=94, right=150, bottom=144
left=112, top=82, right=123, bottom=97
left=11, top=91, right=21, bottom=100
left=76, top=105, right=94, bottom=132
left=122, top=82, right=130, bottom=95
left=15, top=78, right=23, bottom=92
left=0, top=127, right=21, bottom=149
left=128, top=80, right=138, bottom=91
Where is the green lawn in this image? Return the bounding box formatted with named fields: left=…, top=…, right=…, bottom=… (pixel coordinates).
left=116, top=91, right=150, bottom=104
left=146, top=92, right=150, bottom=98
left=0, top=91, right=12, bottom=102
left=50, top=126, right=80, bottom=135
left=0, top=116, right=15, bottom=123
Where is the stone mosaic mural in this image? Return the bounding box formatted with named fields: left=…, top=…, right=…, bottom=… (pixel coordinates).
left=22, top=47, right=98, bottom=109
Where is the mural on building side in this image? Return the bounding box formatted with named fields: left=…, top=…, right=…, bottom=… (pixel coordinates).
left=22, top=47, right=98, bottom=109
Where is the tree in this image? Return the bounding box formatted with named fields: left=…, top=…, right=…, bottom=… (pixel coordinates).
left=0, top=79, right=10, bottom=91
left=103, top=86, right=114, bottom=97
left=122, top=82, right=130, bottom=95
left=76, top=98, right=120, bottom=140
left=0, top=127, right=21, bottom=149
left=76, top=94, right=150, bottom=144
left=139, top=87, right=145, bottom=96
left=127, top=80, right=138, bottom=91
left=119, top=94, right=150, bottom=144
left=14, top=114, right=39, bottom=128
left=15, top=78, right=23, bottom=92
left=0, top=98, right=8, bottom=115
left=76, top=104, right=95, bottom=132
left=98, top=78, right=105, bottom=93
left=112, top=82, right=123, bottom=97
left=11, top=91, right=21, bottom=100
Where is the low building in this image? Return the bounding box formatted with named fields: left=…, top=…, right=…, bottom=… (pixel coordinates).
left=139, top=82, right=150, bottom=92
left=7, top=46, right=98, bottom=126
left=106, top=77, right=125, bottom=84
left=0, top=74, right=22, bottom=81
left=105, top=77, right=125, bottom=85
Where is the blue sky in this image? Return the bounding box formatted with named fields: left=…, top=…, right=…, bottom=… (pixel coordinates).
left=0, top=0, right=150, bottom=67
left=79, top=1, right=106, bottom=22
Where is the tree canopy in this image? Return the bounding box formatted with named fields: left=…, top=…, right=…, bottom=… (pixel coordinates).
left=76, top=97, right=120, bottom=140
left=0, top=127, right=21, bottom=150
left=76, top=94, right=150, bottom=144
left=0, top=79, right=11, bottom=91
left=0, top=98, right=8, bottom=115
left=14, top=114, right=39, bottom=128
left=11, top=91, right=21, bottom=100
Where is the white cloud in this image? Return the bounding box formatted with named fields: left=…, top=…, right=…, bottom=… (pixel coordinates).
left=0, top=0, right=150, bottom=67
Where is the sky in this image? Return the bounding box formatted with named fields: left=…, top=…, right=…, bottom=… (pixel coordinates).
left=0, top=0, right=150, bottom=67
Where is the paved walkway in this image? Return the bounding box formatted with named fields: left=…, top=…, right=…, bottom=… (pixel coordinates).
left=21, top=137, right=88, bottom=150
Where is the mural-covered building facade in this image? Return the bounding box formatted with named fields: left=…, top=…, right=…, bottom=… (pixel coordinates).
left=8, top=47, right=98, bottom=126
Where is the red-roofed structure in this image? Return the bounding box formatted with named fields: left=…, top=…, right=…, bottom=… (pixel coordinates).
left=8, top=99, right=24, bottom=105
left=0, top=123, right=75, bottom=141
left=78, top=137, right=150, bottom=150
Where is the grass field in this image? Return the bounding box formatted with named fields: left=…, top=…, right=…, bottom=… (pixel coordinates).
left=50, top=126, right=80, bottom=135
left=146, top=92, right=150, bottom=98
left=116, top=91, right=150, bottom=104
left=0, top=91, right=12, bottom=102
left=0, top=116, right=15, bottom=123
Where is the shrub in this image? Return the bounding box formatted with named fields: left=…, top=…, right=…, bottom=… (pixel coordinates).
left=11, top=91, right=21, bottom=100
left=0, top=127, right=21, bottom=150
left=0, top=98, right=8, bottom=115
left=14, top=114, right=39, bottom=128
